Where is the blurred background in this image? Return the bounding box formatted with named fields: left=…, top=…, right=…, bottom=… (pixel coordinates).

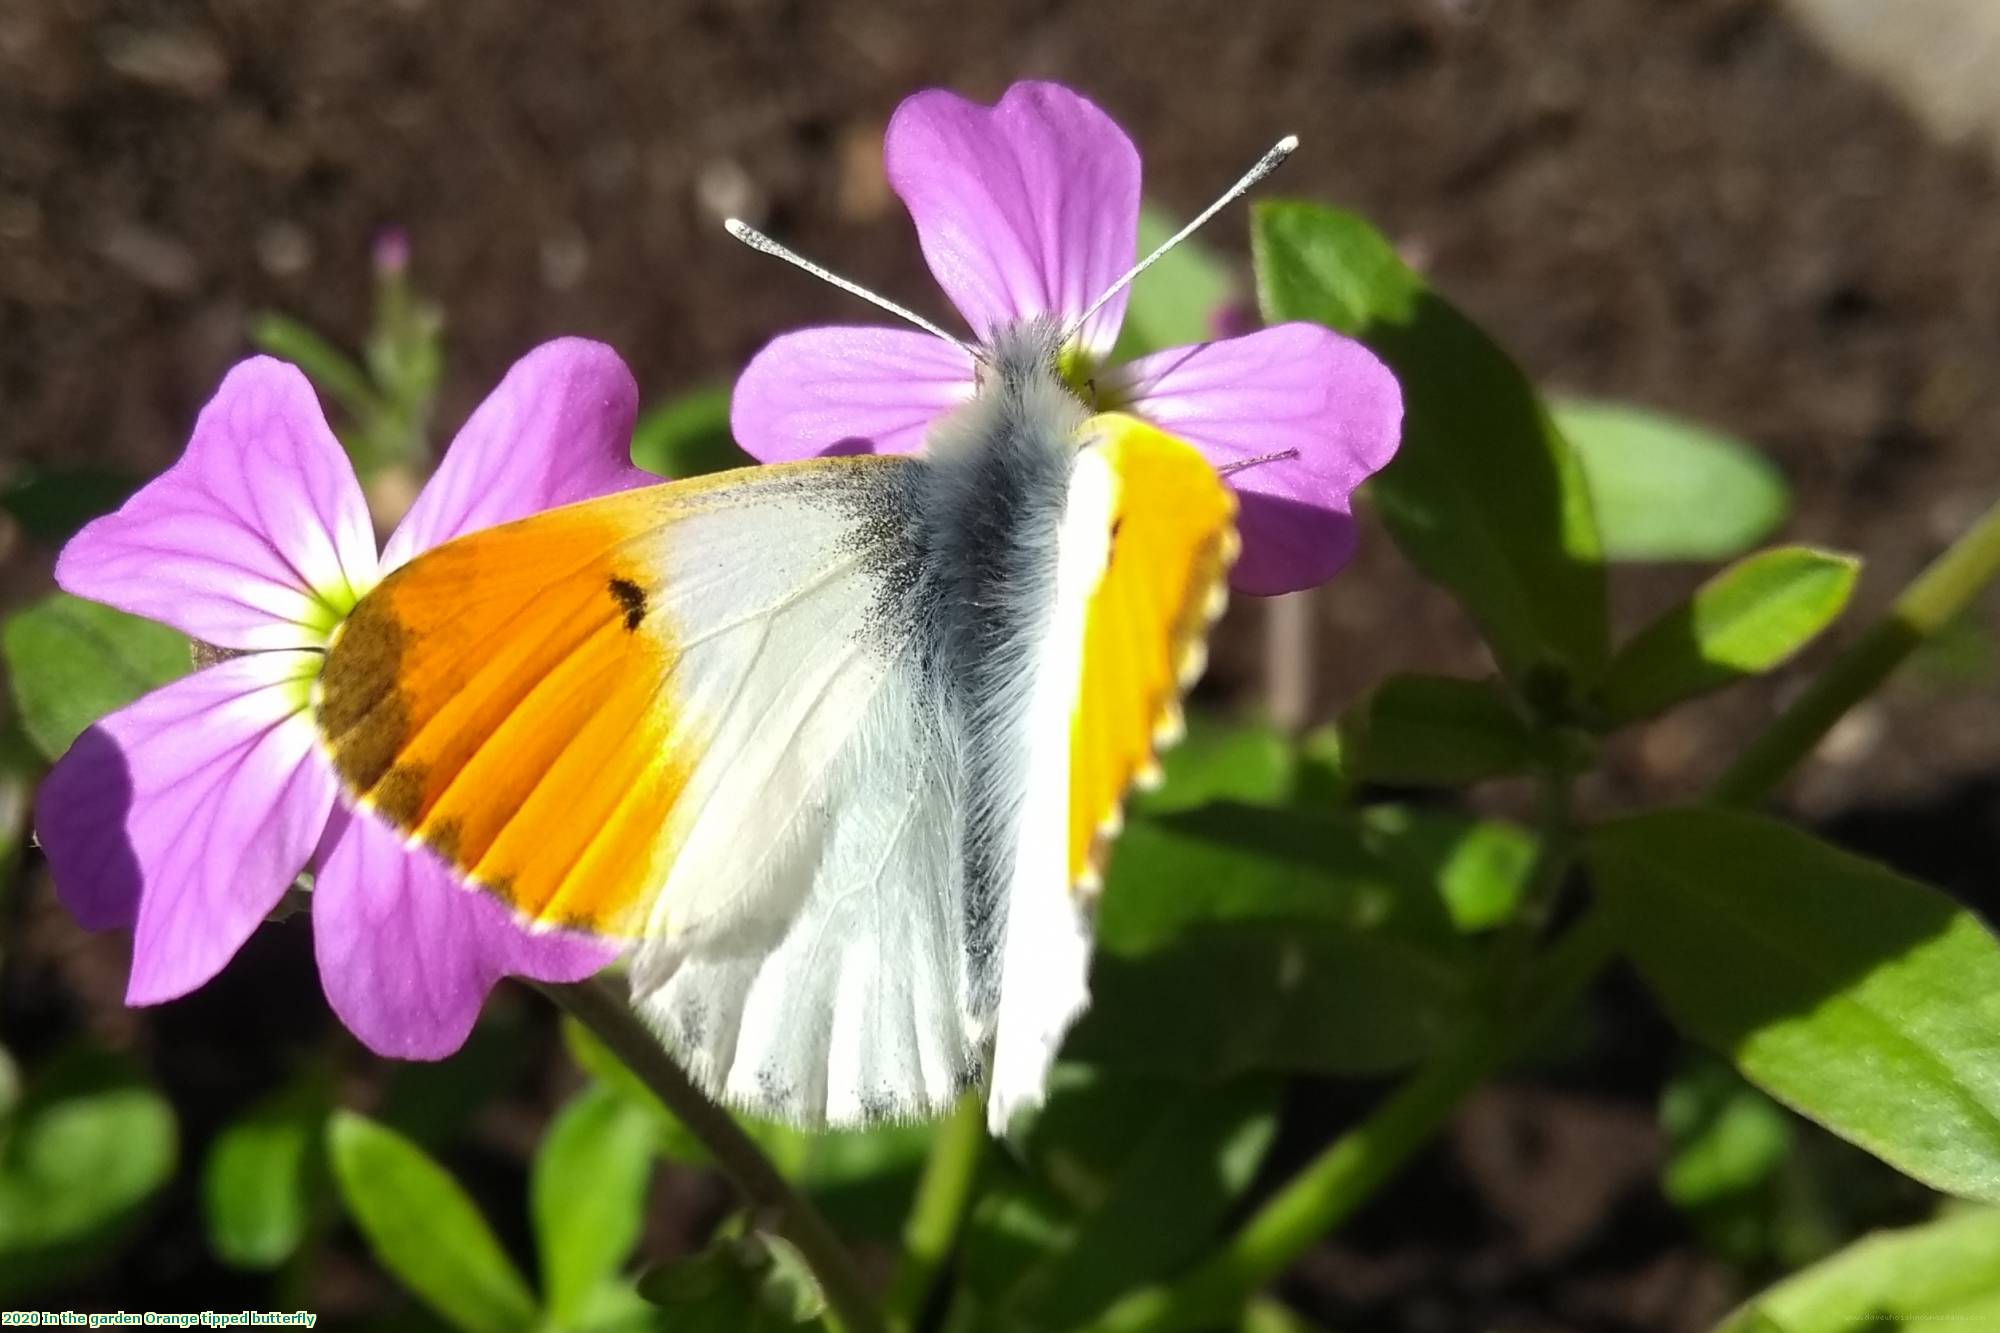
left=6, top=1, right=2000, bottom=1328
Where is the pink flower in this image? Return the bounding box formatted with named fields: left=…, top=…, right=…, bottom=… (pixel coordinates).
left=35, top=340, right=648, bottom=1056
left=731, top=81, right=1403, bottom=595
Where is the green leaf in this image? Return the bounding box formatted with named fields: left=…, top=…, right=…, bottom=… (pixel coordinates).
left=1661, top=1056, right=1794, bottom=1209
left=0, top=1047, right=177, bottom=1298
left=1589, top=810, right=2000, bottom=1205
left=3, top=594, right=189, bottom=759
left=1097, top=804, right=1459, bottom=957
left=0, top=467, right=140, bottom=542
left=632, top=386, right=750, bottom=480
left=1553, top=398, right=1788, bottom=562
left=531, top=1085, right=658, bottom=1326
left=1112, top=205, right=1236, bottom=359
left=202, top=1072, right=330, bottom=1270
left=1716, top=1206, right=2000, bottom=1332
left=1071, top=925, right=1466, bottom=1078
left=1254, top=201, right=1605, bottom=687
left=1130, top=713, right=1295, bottom=815
left=250, top=313, right=381, bottom=422
left=1340, top=674, right=1538, bottom=786
left=326, top=1111, right=539, bottom=1333
left=1356, top=805, right=1536, bottom=932
left=1008, top=1076, right=1278, bottom=1327
left=1602, top=548, right=1860, bottom=723
left=639, top=1234, right=823, bottom=1332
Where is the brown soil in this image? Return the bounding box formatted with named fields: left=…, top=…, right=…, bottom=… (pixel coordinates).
left=6, top=1, right=2000, bottom=1329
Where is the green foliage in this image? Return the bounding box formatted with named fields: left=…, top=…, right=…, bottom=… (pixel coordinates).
left=531, top=1085, right=660, bottom=1327
left=1132, top=713, right=1295, bottom=815
left=1254, top=200, right=1606, bottom=691
left=1590, top=811, right=2000, bottom=1206
left=1339, top=674, right=1539, bottom=785
left=1602, top=548, right=1859, bottom=723
left=3, top=593, right=189, bottom=759
left=962, top=1069, right=1277, bottom=1327
left=203, top=1070, right=330, bottom=1270
left=631, top=385, right=751, bottom=479
left=640, top=1234, right=824, bottom=1331
left=1111, top=204, right=1236, bottom=360
left=1717, top=1206, right=2000, bottom=1332
left=327, top=1112, right=540, bottom=1333
left=0, top=466, right=140, bottom=543
left=1553, top=398, right=1790, bottom=562
left=0, top=1047, right=177, bottom=1297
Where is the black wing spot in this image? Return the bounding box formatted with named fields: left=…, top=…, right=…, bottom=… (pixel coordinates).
left=608, top=577, right=647, bottom=631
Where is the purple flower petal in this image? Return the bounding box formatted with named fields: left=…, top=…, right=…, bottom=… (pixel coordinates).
left=886, top=81, right=1140, bottom=359
left=312, top=808, right=616, bottom=1059
left=36, top=654, right=337, bottom=1004
left=57, top=360, right=377, bottom=650
left=381, top=338, right=649, bottom=571
left=1103, top=324, right=1403, bottom=595
left=731, top=325, right=977, bottom=462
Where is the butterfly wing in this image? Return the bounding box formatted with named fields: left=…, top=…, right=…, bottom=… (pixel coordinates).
left=316, top=457, right=980, bottom=1124
left=987, top=413, right=1238, bottom=1132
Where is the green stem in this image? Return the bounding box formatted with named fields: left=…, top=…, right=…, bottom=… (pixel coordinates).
left=1712, top=494, right=2000, bottom=807
left=885, top=1092, right=986, bottom=1331
left=538, top=978, right=886, bottom=1333
left=1084, top=907, right=1619, bottom=1333
left=1487, top=762, right=1576, bottom=1001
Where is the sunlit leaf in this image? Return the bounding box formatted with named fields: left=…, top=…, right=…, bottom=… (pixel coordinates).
left=531, top=1085, right=658, bottom=1326
left=1661, top=1056, right=1794, bottom=1209
left=1554, top=397, right=1788, bottom=563
left=1357, top=805, right=1535, bottom=932
left=326, top=1111, right=539, bottom=1333
left=3, top=594, right=188, bottom=760
left=1254, top=201, right=1606, bottom=688
left=1590, top=810, right=2000, bottom=1206
left=1131, top=713, right=1294, bottom=815
left=203, top=1071, right=329, bottom=1270
left=1602, top=548, right=1859, bottom=723
left=1716, top=1206, right=2000, bottom=1332
left=0, top=1047, right=177, bottom=1298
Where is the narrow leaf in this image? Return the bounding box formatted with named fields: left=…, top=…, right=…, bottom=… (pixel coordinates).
left=326, top=1111, right=538, bottom=1333
left=3, top=594, right=188, bottom=759
left=1717, top=1206, right=2000, bottom=1332
left=531, top=1086, right=659, bottom=1325
left=1590, top=811, right=2000, bottom=1205
left=1554, top=397, right=1788, bottom=562
left=1603, top=548, right=1859, bottom=723
left=1254, top=200, right=1606, bottom=686
left=1341, top=674, right=1537, bottom=786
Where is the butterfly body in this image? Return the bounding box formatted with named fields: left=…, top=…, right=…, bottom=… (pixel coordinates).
left=316, top=321, right=1235, bottom=1131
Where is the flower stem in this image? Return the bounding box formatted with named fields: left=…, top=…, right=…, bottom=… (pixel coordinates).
left=537, top=977, right=886, bottom=1333
left=1485, top=761, right=1576, bottom=1002
left=1083, top=907, right=1619, bottom=1333
left=1711, top=493, right=2000, bottom=807
left=885, top=1091, right=986, bottom=1330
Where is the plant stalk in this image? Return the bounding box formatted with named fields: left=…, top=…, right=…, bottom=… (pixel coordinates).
left=885, top=1091, right=987, bottom=1331
left=1712, top=493, right=2000, bottom=806
left=539, top=977, right=886, bottom=1333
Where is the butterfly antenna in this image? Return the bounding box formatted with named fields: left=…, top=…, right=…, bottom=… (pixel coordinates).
left=724, top=219, right=985, bottom=361
left=1065, top=135, right=1299, bottom=343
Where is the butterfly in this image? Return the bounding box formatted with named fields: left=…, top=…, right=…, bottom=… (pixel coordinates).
left=312, top=125, right=1299, bottom=1134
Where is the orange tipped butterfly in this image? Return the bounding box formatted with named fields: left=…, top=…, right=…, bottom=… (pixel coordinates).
left=313, top=137, right=1297, bottom=1133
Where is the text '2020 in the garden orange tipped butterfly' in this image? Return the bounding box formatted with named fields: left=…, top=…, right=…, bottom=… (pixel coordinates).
left=312, top=82, right=1403, bottom=1133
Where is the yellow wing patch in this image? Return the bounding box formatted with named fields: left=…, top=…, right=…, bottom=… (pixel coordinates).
left=316, top=486, right=687, bottom=936
left=1068, top=415, right=1238, bottom=889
